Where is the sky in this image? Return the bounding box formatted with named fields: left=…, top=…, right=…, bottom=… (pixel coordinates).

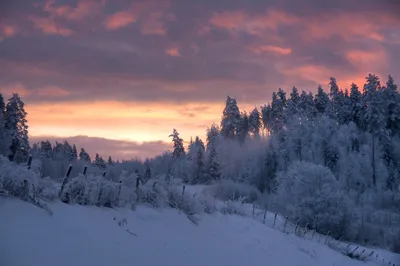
left=1, top=0, right=400, bottom=160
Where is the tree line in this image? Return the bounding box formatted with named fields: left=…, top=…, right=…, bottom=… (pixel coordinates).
left=1, top=73, right=399, bottom=251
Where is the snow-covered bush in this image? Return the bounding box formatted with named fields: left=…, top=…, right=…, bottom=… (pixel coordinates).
left=61, top=174, right=120, bottom=207
left=0, top=156, right=38, bottom=200
left=204, top=180, right=261, bottom=203
left=37, top=176, right=59, bottom=200
left=275, top=161, right=352, bottom=239
left=220, top=196, right=247, bottom=216
left=197, top=193, right=217, bottom=214
left=136, top=179, right=168, bottom=208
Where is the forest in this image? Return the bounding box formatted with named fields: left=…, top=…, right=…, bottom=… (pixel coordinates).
left=0, top=73, right=399, bottom=252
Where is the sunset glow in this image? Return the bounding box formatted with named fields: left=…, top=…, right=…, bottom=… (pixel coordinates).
left=1, top=0, right=399, bottom=159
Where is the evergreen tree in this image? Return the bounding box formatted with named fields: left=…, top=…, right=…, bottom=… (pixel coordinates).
left=206, top=123, right=220, bottom=152
left=144, top=165, right=151, bottom=181
left=249, top=107, right=261, bottom=137
left=93, top=153, right=106, bottom=169
left=192, top=142, right=206, bottom=184
left=169, top=128, right=185, bottom=159
left=261, top=104, right=272, bottom=134
left=107, top=156, right=114, bottom=165
left=72, top=145, right=78, bottom=160
left=327, top=77, right=346, bottom=122
left=287, top=86, right=300, bottom=116
left=205, top=124, right=221, bottom=182
left=314, top=85, right=329, bottom=114
left=361, top=74, right=385, bottom=186
left=349, top=83, right=363, bottom=127
left=79, top=148, right=91, bottom=162
left=205, top=146, right=220, bottom=182
left=5, top=93, right=29, bottom=162
left=0, top=93, right=9, bottom=157
left=63, top=141, right=75, bottom=161
left=383, top=75, right=400, bottom=135
left=236, top=111, right=249, bottom=144
left=220, top=96, right=241, bottom=139
left=40, top=140, right=53, bottom=158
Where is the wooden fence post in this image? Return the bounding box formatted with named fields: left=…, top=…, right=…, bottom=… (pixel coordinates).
left=59, top=164, right=73, bottom=199
left=83, top=165, right=88, bottom=176
left=273, top=213, right=277, bottom=228
left=337, top=236, right=344, bottom=246
left=303, top=223, right=309, bottom=237
left=27, top=155, right=33, bottom=170
left=263, top=209, right=267, bottom=224
left=294, top=221, right=299, bottom=234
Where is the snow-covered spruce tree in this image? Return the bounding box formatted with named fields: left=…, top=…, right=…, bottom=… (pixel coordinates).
left=169, top=129, right=189, bottom=182
left=169, top=128, right=185, bottom=159
left=220, top=96, right=241, bottom=139
left=5, top=93, right=29, bottom=163
left=79, top=148, right=91, bottom=162
left=383, top=75, right=400, bottom=136
left=314, top=85, right=329, bottom=114
left=40, top=140, right=53, bottom=159
left=205, top=124, right=221, bottom=183
left=361, top=74, right=386, bottom=186
left=93, top=153, right=106, bottom=169
left=0, top=93, right=10, bottom=157
left=236, top=111, right=249, bottom=144
left=248, top=107, right=262, bottom=138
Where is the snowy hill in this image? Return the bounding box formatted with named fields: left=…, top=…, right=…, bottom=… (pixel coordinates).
left=1, top=198, right=397, bottom=266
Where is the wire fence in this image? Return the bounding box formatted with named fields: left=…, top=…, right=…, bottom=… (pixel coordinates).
left=249, top=204, right=397, bottom=266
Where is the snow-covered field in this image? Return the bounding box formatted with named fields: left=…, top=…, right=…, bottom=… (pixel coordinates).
left=1, top=198, right=397, bottom=266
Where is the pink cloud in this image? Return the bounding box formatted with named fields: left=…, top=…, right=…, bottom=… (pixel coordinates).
left=0, top=83, right=31, bottom=98
left=165, top=47, right=180, bottom=57
left=43, top=0, right=103, bottom=21
left=249, top=45, right=292, bottom=55
left=30, top=16, right=74, bottom=36
left=104, top=11, right=138, bottom=30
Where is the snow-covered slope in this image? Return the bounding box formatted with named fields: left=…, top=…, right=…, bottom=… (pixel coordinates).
left=0, top=199, right=393, bottom=266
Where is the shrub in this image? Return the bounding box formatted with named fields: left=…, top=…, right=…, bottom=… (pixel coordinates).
left=275, top=161, right=352, bottom=239
left=203, top=180, right=261, bottom=203
left=220, top=196, right=247, bottom=216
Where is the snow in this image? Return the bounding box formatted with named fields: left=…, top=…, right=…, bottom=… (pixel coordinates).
left=1, top=198, right=395, bottom=266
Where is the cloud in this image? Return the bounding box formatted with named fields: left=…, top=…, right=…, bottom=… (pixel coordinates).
left=249, top=45, right=292, bottom=55
left=43, top=0, right=103, bottom=21
left=30, top=16, right=74, bottom=36
left=0, top=0, right=399, bottom=160
left=29, top=135, right=171, bottom=160
left=165, top=47, right=180, bottom=56
left=104, top=11, right=137, bottom=30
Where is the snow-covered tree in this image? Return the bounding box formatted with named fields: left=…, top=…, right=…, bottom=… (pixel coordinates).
left=169, top=128, right=185, bottom=159
left=40, top=140, right=53, bottom=159
left=0, top=93, right=9, bottom=157
left=79, top=148, right=91, bottom=162
left=236, top=111, right=249, bottom=144
left=314, top=85, right=329, bottom=114
left=5, top=93, right=29, bottom=162
left=93, top=153, right=106, bottom=169
left=361, top=74, right=385, bottom=186
left=249, top=107, right=261, bottom=137
left=220, top=96, right=241, bottom=139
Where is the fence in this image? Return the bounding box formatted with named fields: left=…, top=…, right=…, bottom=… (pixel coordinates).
left=28, top=160, right=397, bottom=266
left=250, top=204, right=397, bottom=266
